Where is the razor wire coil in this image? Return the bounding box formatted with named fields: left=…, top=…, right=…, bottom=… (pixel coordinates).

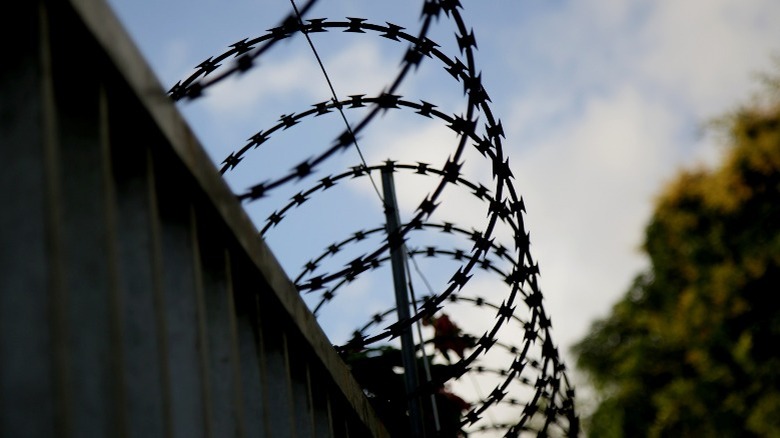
left=171, top=1, right=578, bottom=436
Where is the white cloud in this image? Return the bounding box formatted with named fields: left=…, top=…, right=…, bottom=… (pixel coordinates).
left=636, top=0, right=780, bottom=114
left=506, top=85, right=683, bottom=361
left=202, top=53, right=319, bottom=116
left=325, top=40, right=402, bottom=97
left=202, top=39, right=399, bottom=117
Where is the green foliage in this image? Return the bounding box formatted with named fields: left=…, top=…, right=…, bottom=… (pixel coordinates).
left=573, top=86, right=780, bottom=437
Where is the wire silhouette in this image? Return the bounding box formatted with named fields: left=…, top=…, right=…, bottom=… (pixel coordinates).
left=171, top=1, right=578, bottom=436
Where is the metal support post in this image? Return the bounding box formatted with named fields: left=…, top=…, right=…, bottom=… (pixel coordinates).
left=381, top=166, right=424, bottom=438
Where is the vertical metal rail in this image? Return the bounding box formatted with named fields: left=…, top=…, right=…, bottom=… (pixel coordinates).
left=381, top=167, right=424, bottom=437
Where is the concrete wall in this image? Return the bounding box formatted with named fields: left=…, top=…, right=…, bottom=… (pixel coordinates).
left=0, top=1, right=387, bottom=436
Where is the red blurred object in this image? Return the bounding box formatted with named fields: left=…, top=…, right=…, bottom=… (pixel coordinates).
left=424, top=314, right=473, bottom=362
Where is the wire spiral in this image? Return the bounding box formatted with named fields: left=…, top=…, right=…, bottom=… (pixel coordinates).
left=171, top=1, right=578, bottom=436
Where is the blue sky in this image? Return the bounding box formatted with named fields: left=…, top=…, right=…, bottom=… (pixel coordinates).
left=108, top=0, right=780, bottom=424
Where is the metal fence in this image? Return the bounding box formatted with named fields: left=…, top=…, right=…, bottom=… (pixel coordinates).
left=0, top=1, right=387, bottom=436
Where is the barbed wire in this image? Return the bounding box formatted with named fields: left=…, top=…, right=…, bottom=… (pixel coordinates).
left=171, top=0, right=578, bottom=436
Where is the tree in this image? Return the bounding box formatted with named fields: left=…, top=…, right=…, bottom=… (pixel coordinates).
left=573, top=84, right=780, bottom=437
